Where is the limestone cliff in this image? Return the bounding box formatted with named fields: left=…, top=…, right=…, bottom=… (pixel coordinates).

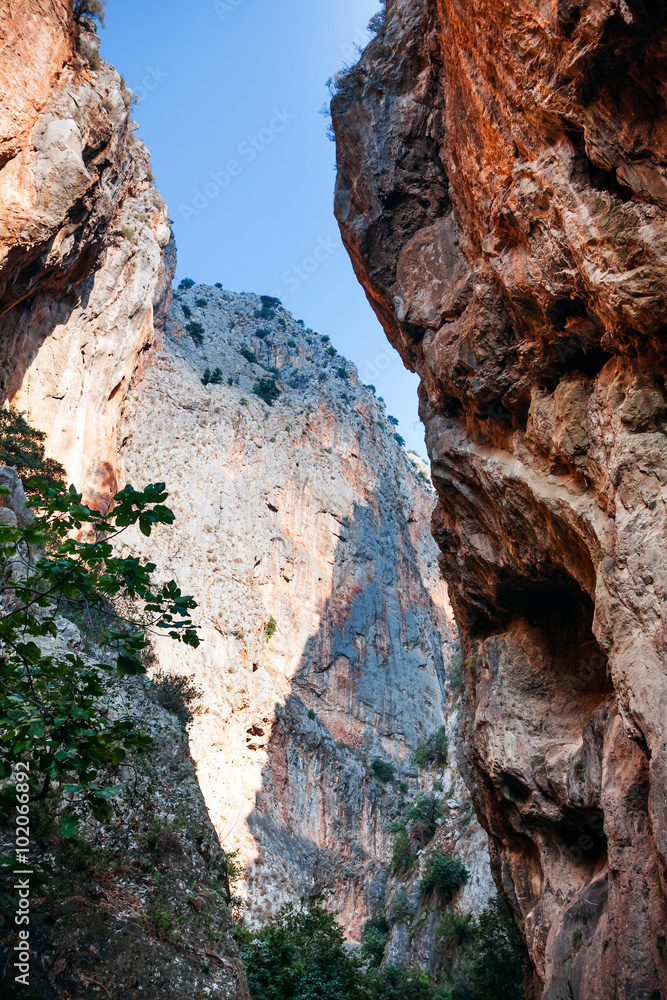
left=0, top=0, right=173, bottom=510
left=332, top=1, right=667, bottom=997
left=116, top=283, right=494, bottom=941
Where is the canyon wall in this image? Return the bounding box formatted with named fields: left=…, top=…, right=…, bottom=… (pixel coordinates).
left=116, top=283, right=494, bottom=941
left=0, top=0, right=172, bottom=509
left=332, top=1, right=667, bottom=997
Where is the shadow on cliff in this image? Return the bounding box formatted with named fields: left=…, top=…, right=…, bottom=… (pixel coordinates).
left=0, top=271, right=96, bottom=404
left=243, top=493, right=451, bottom=934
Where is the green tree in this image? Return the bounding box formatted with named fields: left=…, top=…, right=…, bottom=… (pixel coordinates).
left=265, top=616, right=277, bottom=639
left=370, top=757, right=395, bottom=782
left=202, top=367, right=224, bottom=385
left=413, top=727, right=448, bottom=769
left=361, top=914, right=389, bottom=967
left=0, top=478, right=198, bottom=828
left=0, top=409, right=65, bottom=487
left=465, top=897, right=527, bottom=1000
left=253, top=378, right=281, bottom=406
left=73, top=0, right=106, bottom=29
left=186, top=321, right=204, bottom=345
left=420, top=850, right=468, bottom=901
left=407, top=791, right=445, bottom=841
left=238, top=900, right=368, bottom=1000
left=366, top=966, right=434, bottom=1000
left=391, top=821, right=413, bottom=874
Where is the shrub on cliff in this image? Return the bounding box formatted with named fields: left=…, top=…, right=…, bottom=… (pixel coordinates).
left=240, top=347, right=259, bottom=364
left=0, top=409, right=65, bottom=487
left=265, top=616, right=277, bottom=639
left=73, top=0, right=106, bottom=30
left=413, top=727, right=448, bottom=769
left=407, top=791, right=446, bottom=841
left=370, top=757, right=395, bottom=782
left=420, top=850, right=468, bottom=901
left=253, top=378, right=281, bottom=406
left=391, top=821, right=414, bottom=874
left=186, top=321, right=204, bottom=345
left=178, top=277, right=195, bottom=290
left=201, top=367, right=223, bottom=385
left=437, top=910, right=475, bottom=948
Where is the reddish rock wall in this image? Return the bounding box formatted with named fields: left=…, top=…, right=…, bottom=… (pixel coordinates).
left=0, top=1, right=173, bottom=508
left=332, top=1, right=667, bottom=996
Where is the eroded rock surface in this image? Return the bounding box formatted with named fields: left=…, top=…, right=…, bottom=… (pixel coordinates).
left=117, top=284, right=493, bottom=940
left=332, top=1, right=667, bottom=996
left=0, top=2, right=172, bottom=509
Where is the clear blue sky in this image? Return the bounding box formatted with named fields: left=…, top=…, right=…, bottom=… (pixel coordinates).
left=101, top=0, right=426, bottom=456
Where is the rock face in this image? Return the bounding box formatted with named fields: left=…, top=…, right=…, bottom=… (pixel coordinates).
left=0, top=1, right=173, bottom=509
left=117, top=284, right=493, bottom=940
left=332, top=1, right=667, bottom=997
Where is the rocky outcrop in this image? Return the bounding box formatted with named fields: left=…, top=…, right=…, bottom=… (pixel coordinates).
left=332, top=1, right=667, bottom=997
left=116, top=283, right=494, bottom=941
left=0, top=1, right=173, bottom=509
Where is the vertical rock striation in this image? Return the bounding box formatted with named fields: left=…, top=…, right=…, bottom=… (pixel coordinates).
left=333, top=1, right=667, bottom=996
left=117, top=284, right=493, bottom=939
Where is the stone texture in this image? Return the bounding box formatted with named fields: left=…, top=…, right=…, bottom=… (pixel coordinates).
left=332, top=1, right=667, bottom=996
left=0, top=4, right=173, bottom=510
left=117, top=284, right=494, bottom=941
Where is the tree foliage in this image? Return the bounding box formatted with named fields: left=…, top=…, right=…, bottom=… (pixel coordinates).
left=202, top=367, right=224, bottom=385
left=361, top=914, right=389, bottom=968
left=0, top=409, right=65, bottom=487
left=370, top=756, right=395, bottom=782
left=73, top=0, right=106, bottom=29
left=420, top=850, right=468, bottom=901
left=253, top=378, right=281, bottom=406
left=237, top=896, right=526, bottom=1000
left=391, top=821, right=413, bottom=874
left=238, top=901, right=368, bottom=1000
left=406, top=791, right=445, bottom=841
left=0, top=477, right=198, bottom=830
left=413, top=727, right=448, bottom=769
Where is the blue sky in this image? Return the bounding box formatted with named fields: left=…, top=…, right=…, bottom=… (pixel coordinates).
left=101, top=0, right=426, bottom=456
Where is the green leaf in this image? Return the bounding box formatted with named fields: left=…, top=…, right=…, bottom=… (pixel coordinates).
left=58, top=814, right=80, bottom=839
left=116, top=654, right=146, bottom=676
